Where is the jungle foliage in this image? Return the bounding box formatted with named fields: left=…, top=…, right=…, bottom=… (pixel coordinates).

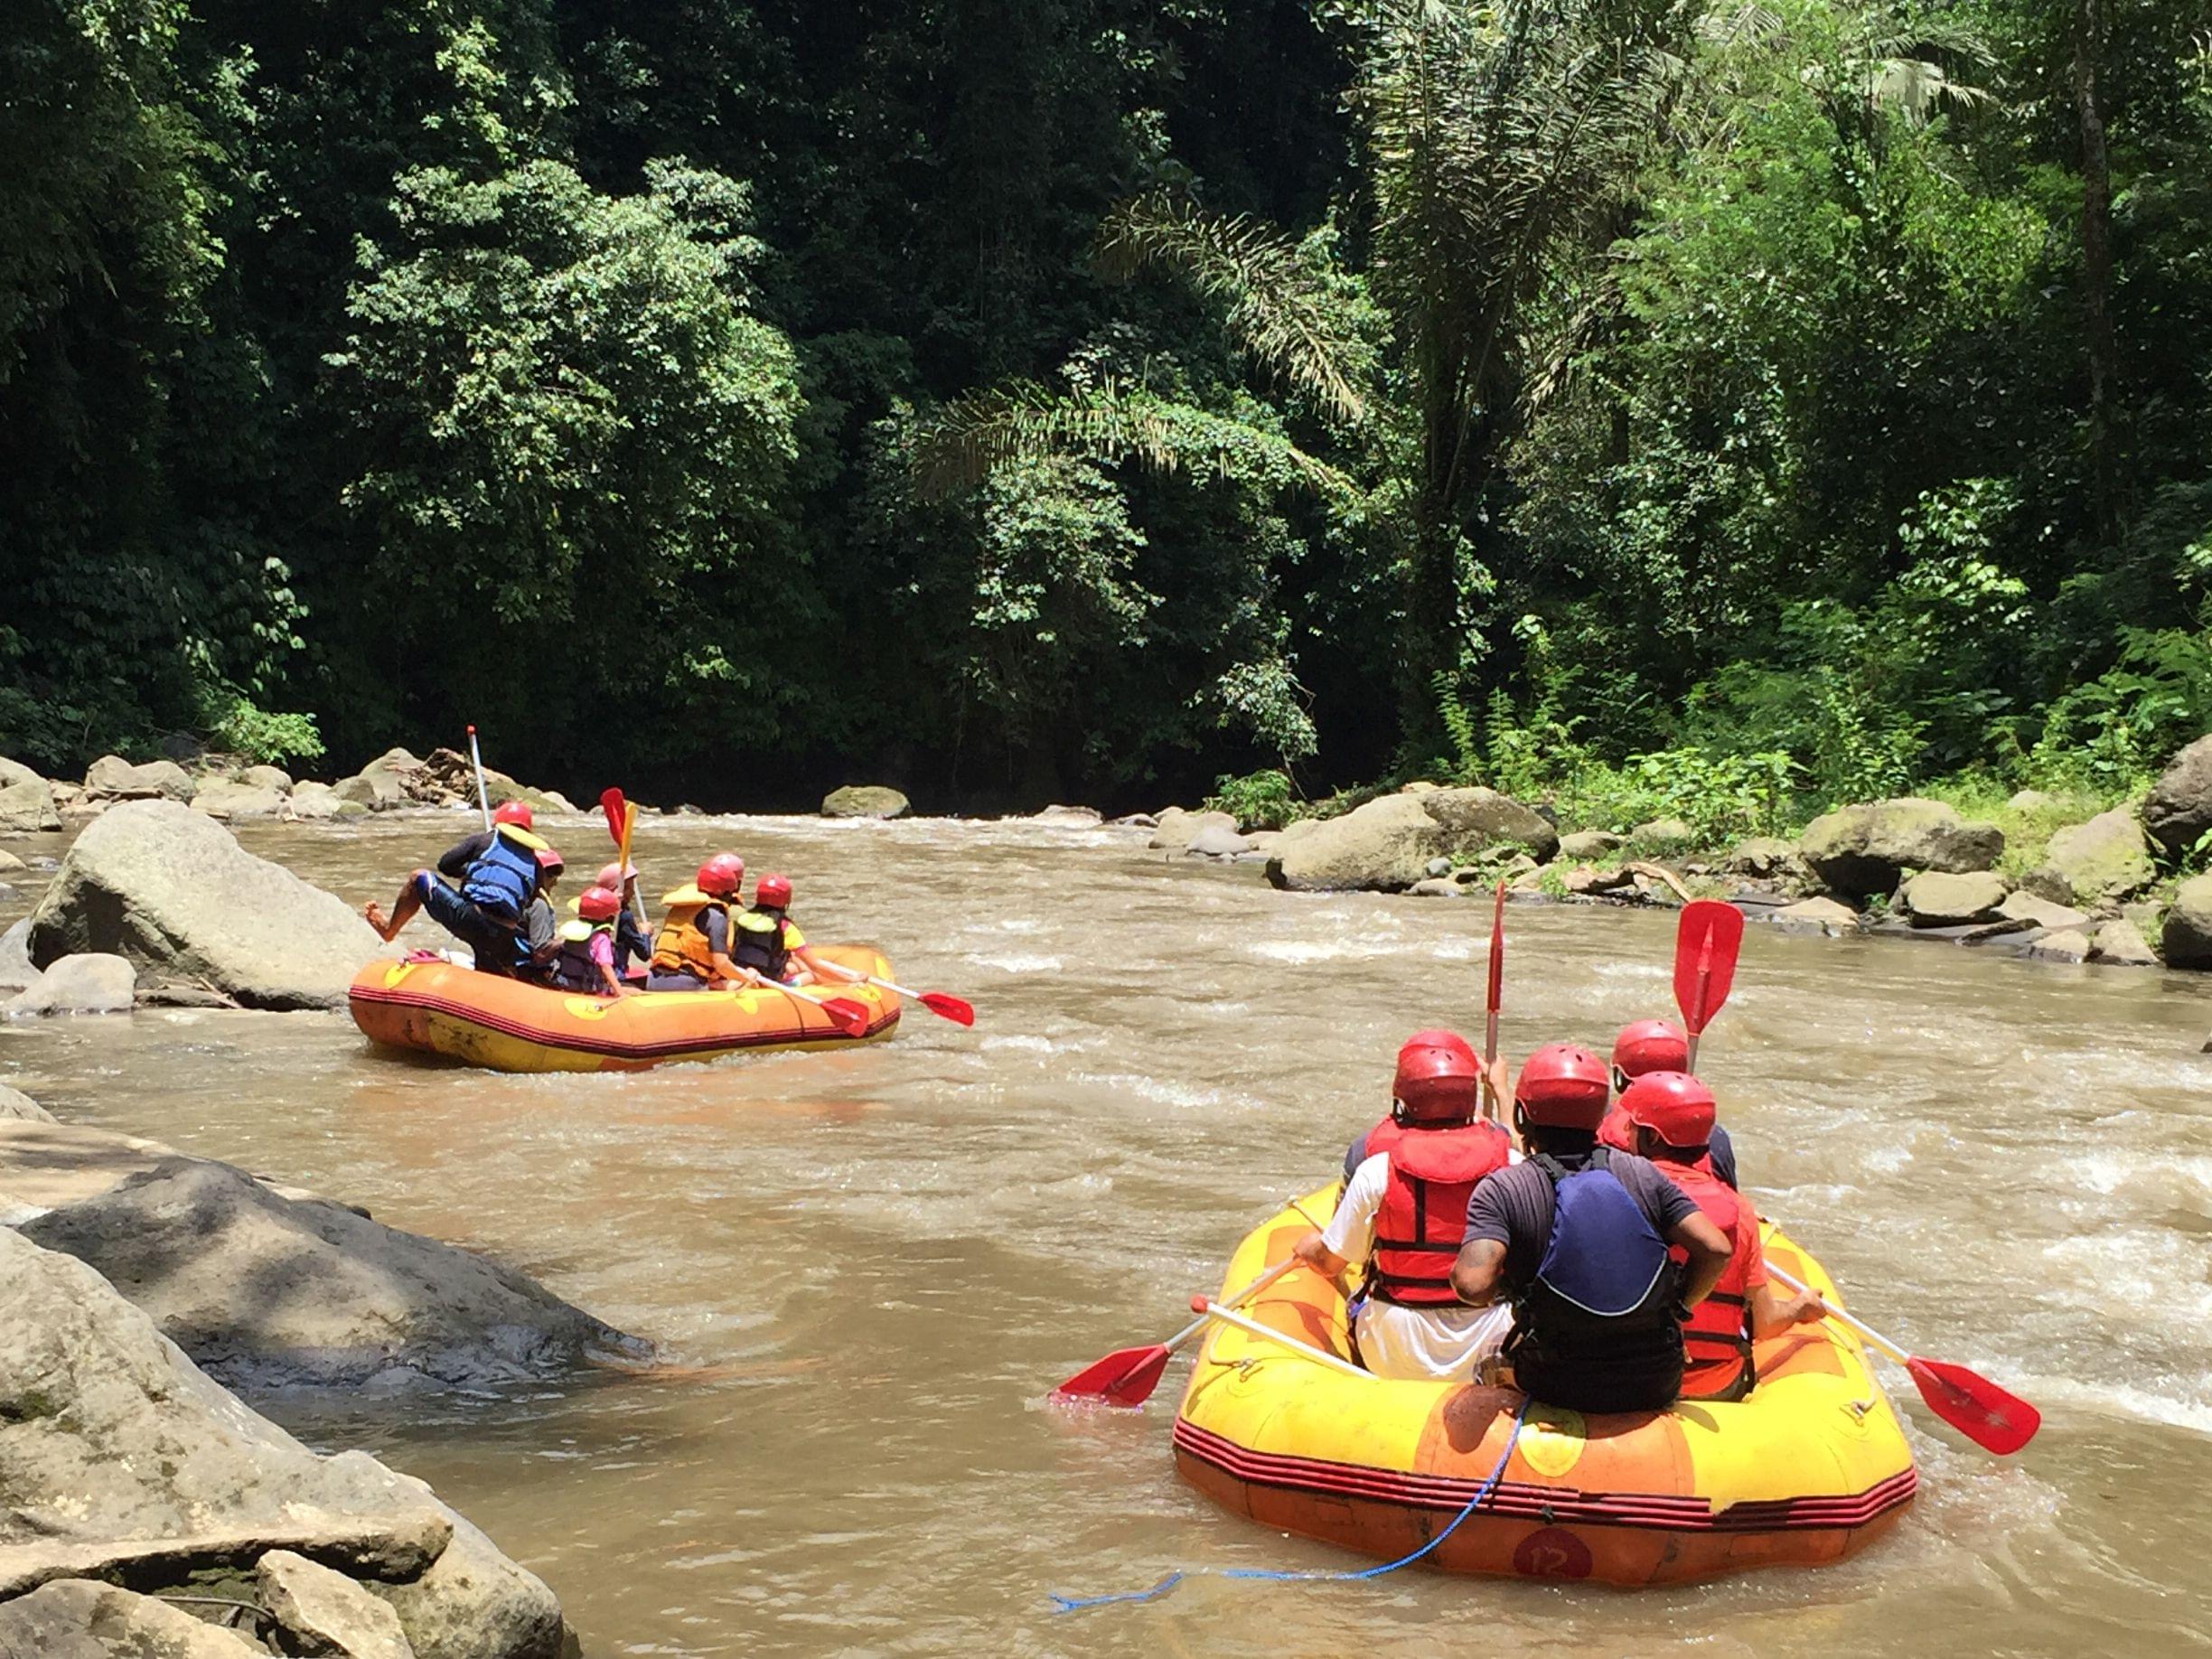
left=2, top=0, right=2207, bottom=811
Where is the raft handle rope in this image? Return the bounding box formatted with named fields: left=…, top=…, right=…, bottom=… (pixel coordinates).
left=1050, top=1395, right=1532, bottom=1613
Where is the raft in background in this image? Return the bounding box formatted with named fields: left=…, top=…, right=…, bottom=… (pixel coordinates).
left=1174, top=1190, right=1917, bottom=1585
left=348, top=946, right=901, bottom=1073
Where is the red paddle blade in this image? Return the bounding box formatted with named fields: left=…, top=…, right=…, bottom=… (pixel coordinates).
left=820, top=997, right=875, bottom=1037
left=1052, top=1344, right=1172, bottom=1408
left=1906, top=1357, right=2040, bottom=1455
left=1486, top=880, right=1507, bottom=1011
left=919, top=991, right=975, bottom=1026
left=1673, top=900, right=1745, bottom=1036
left=598, top=788, right=627, bottom=845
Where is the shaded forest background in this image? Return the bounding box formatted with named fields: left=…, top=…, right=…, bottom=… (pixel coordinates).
left=4, top=0, right=2208, bottom=813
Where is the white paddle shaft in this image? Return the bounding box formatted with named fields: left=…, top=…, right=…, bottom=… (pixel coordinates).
left=465, top=726, right=492, bottom=831
left=815, top=959, right=918, bottom=999
left=1160, top=1260, right=1295, bottom=1354
left=1195, top=1299, right=1380, bottom=1382
left=1766, top=1265, right=1908, bottom=1364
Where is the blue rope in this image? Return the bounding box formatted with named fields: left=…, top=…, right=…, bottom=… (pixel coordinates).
left=1051, top=1396, right=1532, bottom=1613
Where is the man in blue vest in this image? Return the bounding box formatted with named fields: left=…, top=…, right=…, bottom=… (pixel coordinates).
left=363, top=800, right=561, bottom=977
left=1450, top=1042, right=1733, bottom=1413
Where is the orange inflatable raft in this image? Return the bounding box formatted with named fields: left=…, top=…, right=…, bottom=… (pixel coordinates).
left=1173, top=1189, right=1917, bottom=1585
left=348, top=946, right=901, bottom=1073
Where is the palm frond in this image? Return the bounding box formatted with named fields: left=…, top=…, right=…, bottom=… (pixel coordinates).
left=910, top=380, right=1354, bottom=501
left=1097, top=194, right=1373, bottom=427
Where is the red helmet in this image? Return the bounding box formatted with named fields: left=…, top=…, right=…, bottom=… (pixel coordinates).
left=1514, top=1043, right=1611, bottom=1130
left=578, top=885, right=621, bottom=922
left=1620, top=1071, right=1716, bottom=1151
left=492, top=800, right=534, bottom=829
left=697, top=853, right=745, bottom=896
left=1612, top=1019, right=1688, bottom=1084
left=597, top=861, right=636, bottom=891
left=534, top=847, right=565, bottom=874
left=1392, top=1028, right=1481, bottom=1122
left=755, top=873, right=792, bottom=909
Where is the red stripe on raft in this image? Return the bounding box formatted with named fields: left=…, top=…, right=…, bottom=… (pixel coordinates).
left=348, top=982, right=898, bottom=1061
left=1171, top=1420, right=1917, bottom=1533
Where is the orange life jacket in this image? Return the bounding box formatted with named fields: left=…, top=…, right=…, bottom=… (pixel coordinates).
left=650, top=886, right=726, bottom=981
left=1660, top=1158, right=1756, bottom=1401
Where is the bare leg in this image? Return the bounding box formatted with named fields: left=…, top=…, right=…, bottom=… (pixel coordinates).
left=365, top=872, right=429, bottom=942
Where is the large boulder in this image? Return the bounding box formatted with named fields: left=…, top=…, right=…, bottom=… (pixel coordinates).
left=1267, top=789, right=1555, bottom=893
left=1420, top=787, right=1561, bottom=863
left=2090, top=917, right=2160, bottom=967
left=2161, top=875, right=2212, bottom=970
left=1772, top=896, right=1859, bottom=933
left=1798, top=799, right=2004, bottom=898
left=1031, top=804, right=1102, bottom=827
left=1999, top=890, right=2090, bottom=932
left=258, top=1549, right=417, bottom=1659
left=239, top=764, right=294, bottom=793
left=1148, top=807, right=1239, bottom=852
left=1901, top=870, right=2009, bottom=927
left=0, top=921, right=37, bottom=996
left=190, top=776, right=289, bottom=820
left=1720, top=836, right=1814, bottom=895
left=2144, top=735, right=2212, bottom=856
left=0, top=756, right=60, bottom=833
left=0, top=1227, right=564, bottom=1657
left=1558, top=830, right=1625, bottom=861
left=19, top=1158, right=648, bottom=1392
left=2020, top=808, right=2157, bottom=908
left=820, top=784, right=909, bottom=820
left=81, top=755, right=194, bottom=803
left=1185, top=824, right=1255, bottom=859
left=287, top=780, right=349, bottom=821
left=0, top=1579, right=265, bottom=1656
left=2, top=954, right=134, bottom=1018
left=0, top=1085, right=55, bottom=1123
left=25, top=801, right=383, bottom=1010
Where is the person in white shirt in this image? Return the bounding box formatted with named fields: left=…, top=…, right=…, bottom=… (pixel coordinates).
left=1293, top=1030, right=1517, bottom=1382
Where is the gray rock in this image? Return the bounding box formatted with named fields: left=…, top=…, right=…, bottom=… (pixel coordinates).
left=19, top=1158, right=648, bottom=1392
left=0, top=848, right=23, bottom=873
left=334, top=771, right=408, bottom=811
left=1631, top=817, right=1697, bottom=851
left=1563, top=865, right=1636, bottom=895
left=191, top=777, right=289, bottom=820
left=2144, top=734, right=2212, bottom=856
left=2021, top=808, right=2157, bottom=907
left=1901, top=869, right=2010, bottom=926
left=239, top=764, right=294, bottom=793
left=288, top=781, right=347, bottom=820
left=1419, top=787, right=1561, bottom=862
left=2029, top=928, right=2092, bottom=963
left=1399, top=780, right=1441, bottom=793
left=27, top=801, right=383, bottom=1010
left=1108, top=812, right=1158, bottom=830
left=3, top=954, right=135, bottom=1017
left=2091, top=917, right=2160, bottom=967
left=1999, top=890, right=2090, bottom=932
left=0, top=1579, right=266, bottom=1656
left=0, top=1227, right=564, bottom=1657
left=2161, top=875, right=2212, bottom=970
left=1772, top=896, right=1859, bottom=933
left=1558, top=830, right=1625, bottom=860
left=82, top=755, right=194, bottom=802
left=820, top=784, right=909, bottom=820
left=1799, top=799, right=2004, bottom=897
left=260, top=1548, right=417, bottom=1659
left=0, top=920, right=37, bottom=995
left=1185, top=824, right=1255, bottom=859
left=1147, top=807, right=1239, bottom=852
left=0, top=755, right=61, bottom=833
left=0, top=1084, right=54, bottom=1123
left=2007, top=789, right=2058, bottom=811
left=1408, top=876, right=1472, bottom=897
left=1424, top=856, right=1454, bottom=877
left=1031, top=804, right=1102, bottom=827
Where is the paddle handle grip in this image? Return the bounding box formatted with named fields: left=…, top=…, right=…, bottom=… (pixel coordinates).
left=466, top=726, right=492, bottom=831
left=1766, top=1265, right=1908, bottom=1364
left=1161, top=1259, right=1297, bottom=1356
left=1193, top=1298, right=1379, bottom=1383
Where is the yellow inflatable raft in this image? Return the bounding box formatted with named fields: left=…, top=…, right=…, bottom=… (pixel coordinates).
left=348, top=946, right=900, bottom=1073
left=1174, top=1190, right=1917, bottom=1584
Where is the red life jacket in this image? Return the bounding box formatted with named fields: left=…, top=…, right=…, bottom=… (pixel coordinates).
left=1364, top=1117, right=1512, bottom=1308
left=1658, top=1158, right=1756, bottom=1400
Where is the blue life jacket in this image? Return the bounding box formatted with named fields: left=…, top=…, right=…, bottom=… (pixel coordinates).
left=1505, top=1148, right=1684, bottom=1414
left=460, top=826, right=542, bottom=921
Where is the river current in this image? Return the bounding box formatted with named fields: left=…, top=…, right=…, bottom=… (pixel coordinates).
left=2, top=811, right=2208, bottom=1656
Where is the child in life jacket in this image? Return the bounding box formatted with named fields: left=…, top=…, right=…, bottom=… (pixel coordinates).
left=595, top=860, right=654, bottom=980
left=549, top=885, right=635, bottom=998
left=729, top=873, right=831, bottom=986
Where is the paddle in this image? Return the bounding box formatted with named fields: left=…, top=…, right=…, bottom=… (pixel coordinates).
left=1483, top=879, right=1506, bottom=1119
left=465, top=725, right=492, bottom=831
left=1766, top=1265, right=2039, bottom=1455
left=1054, top=1261, right=1298, bottom=1407
left=597, top=788, right=648, bottom=931
left=757, top=979, right=876, bottom=1039
left=813, top=958, right=975, bottom=1026
left=1189, top=1298, right=1382, bottom=1384
left=1673, top=899, right=1745, bottom=1069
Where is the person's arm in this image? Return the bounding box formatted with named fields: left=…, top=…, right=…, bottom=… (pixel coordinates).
left=1751, top=1279, right=1827, bottom=1335
left=524, top=899, right=559, bottom=966
left=1667, top=1211, right=1733, bottom=1308
left=436, top=831, right=491, bottom=879
left=1296, top=1156, right=1386, bottom=1281
left=1451, top=1171, right=1515, bottom=1307
left=591, top=932, right=632, bottom=998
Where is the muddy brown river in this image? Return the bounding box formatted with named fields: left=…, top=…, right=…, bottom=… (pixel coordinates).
left=3, top=811, right=2209, bottom=1656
